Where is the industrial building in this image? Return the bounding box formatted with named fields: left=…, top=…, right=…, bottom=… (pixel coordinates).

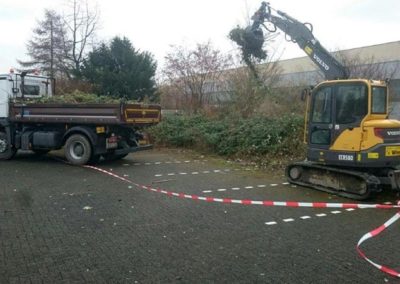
left=276, top=41, right=400, bottom=94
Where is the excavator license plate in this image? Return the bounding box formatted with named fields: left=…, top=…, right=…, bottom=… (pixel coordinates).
left=385, top=146, right=400, bottom=157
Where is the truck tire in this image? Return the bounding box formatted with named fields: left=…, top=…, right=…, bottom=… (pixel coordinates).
left=0, top=132, right=16, bottom=160
left=64, top=134, right=92, bottom=165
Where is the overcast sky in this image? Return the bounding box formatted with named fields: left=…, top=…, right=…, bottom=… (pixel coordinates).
left=1, top=0, right=399, bottom=74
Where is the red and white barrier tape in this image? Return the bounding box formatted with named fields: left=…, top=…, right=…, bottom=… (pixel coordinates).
left=83, top=164, right=400, bottom=277
left=83, top=165, right=399, bottom=209
left=357, top=212, right=400, bottom=277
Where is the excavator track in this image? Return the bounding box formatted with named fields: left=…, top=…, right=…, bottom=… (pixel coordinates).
left=286, top=161, right=381, bottom=200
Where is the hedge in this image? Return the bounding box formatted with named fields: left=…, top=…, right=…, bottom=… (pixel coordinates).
left=148, top=113, right=305, bottom=160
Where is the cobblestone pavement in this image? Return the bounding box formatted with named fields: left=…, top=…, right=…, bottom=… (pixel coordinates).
left=0, top=149, right=399, bottom=283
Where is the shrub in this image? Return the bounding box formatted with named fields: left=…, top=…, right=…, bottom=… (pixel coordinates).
left=148, top=113, right=305, bottom=165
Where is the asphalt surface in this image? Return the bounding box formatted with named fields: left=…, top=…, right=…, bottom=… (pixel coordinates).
left=0, top=148, right=399, bottom=283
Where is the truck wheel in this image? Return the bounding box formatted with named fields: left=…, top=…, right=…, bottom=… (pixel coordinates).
left=64, top=134, right=92, bottom=165
left=0, top=132, right=16, bottom=160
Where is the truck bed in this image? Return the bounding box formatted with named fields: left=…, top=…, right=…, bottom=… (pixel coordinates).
left=9, top=102, right=161, bottom=126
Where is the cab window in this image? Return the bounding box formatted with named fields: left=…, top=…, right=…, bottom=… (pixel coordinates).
left=372, top=86, right=386, bottom=114
left=311, top=86, right=332, bottom=123
left=335, top=84, right=367, bottom=124
left=22, top=84, right=40, bottom=96
left=310, top=86, right=332, bottom=145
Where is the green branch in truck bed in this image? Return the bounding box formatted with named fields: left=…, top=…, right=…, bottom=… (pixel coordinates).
left=27, top=90, right=141, bottom=104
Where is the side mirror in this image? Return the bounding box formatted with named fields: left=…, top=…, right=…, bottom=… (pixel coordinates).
left=300, top=88, right=310, bottom=101
left=300, top=86, right=314, bottom=101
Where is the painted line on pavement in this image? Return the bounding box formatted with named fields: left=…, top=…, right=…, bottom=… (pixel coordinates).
left=201, top=182, right=290, bottom=193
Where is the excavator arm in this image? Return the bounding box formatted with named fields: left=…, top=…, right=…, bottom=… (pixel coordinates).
left=247, top=2, right=348, bottom=80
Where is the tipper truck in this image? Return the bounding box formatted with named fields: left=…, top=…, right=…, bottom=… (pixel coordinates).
left=0, top=70, right=161, bottom=165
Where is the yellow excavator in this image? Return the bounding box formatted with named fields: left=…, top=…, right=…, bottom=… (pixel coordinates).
left=238, top=2, right=400, bottom=199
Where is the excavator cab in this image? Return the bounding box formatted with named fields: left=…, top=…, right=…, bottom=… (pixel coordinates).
left=305, top=79, right=398, bottom=167
left=288, top=79, right=400, bottom=199
left=307, top=80, right=370, bottom=164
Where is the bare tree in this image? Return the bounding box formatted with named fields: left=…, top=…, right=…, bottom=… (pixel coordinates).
left=63, top=0, right=99, bottom=76
left=162, top=42, right=233, bottom=112
left=19, top=0, right=99, bottom=81
left=18, top=10, right=68, bottom=78
left=226, top=52, right=282, bottom=118
left=333, top=50, right=399, bottom=80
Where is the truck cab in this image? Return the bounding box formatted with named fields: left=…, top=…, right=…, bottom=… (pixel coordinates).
left=0, top=70, right=53, bottom=118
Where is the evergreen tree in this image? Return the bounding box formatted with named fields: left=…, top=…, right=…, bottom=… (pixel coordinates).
left=81, top=36, right=157, bottom=100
